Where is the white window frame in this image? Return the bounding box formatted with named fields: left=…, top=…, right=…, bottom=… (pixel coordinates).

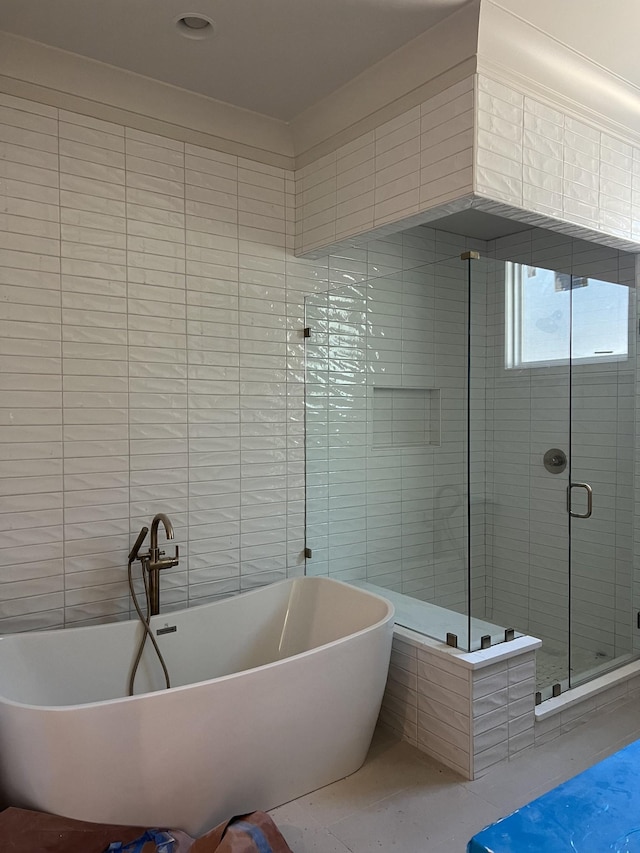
left=505, top=261, right=629, bottom=370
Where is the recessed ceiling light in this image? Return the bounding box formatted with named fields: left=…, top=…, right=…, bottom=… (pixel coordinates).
left=175, top=13, right=216, bottom=39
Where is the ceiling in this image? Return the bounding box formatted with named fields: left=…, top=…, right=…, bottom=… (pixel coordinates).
left=0, top=0, right=472, bottom=121
left=488, top=0, right=640, bottom=94
left=428, top=210, right=532, bottom=241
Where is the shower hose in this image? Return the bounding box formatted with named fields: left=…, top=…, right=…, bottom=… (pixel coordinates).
left=127, top=528, right=171, bottom=696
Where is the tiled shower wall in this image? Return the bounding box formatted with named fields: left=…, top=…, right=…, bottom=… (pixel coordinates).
left=305, top=224, right=638, bottom=655
left=305, top=234, right=487, bottom=617
left=481, top=229, right=637, bottom=657
left=1, top=91, right=478, bottom=632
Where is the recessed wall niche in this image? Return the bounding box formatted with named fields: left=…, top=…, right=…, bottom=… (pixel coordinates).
left=372, top=387, right=441, bottom=449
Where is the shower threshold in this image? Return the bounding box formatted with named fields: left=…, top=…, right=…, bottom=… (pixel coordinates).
left=536, top=640, right=636, bottom=696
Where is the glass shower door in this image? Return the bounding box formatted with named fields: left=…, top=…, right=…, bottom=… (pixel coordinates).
left=510, top=262, right=635, bottom=699
left=568, top=271, right=636, bottom=688
left=494, top=261, right=572, bottom=699
left=496, top=260, right=636, bottom=699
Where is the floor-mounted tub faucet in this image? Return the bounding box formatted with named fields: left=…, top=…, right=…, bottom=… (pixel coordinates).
left=137, top=513, right=180, bottom=616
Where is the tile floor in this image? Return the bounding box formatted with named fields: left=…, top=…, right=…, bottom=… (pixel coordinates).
left=536, top=638, right=614, bottom=693
left=270, top=696, right=640, bottom=852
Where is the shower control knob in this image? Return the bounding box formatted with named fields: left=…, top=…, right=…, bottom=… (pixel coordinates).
left=543, top=448, right=567, bottom=474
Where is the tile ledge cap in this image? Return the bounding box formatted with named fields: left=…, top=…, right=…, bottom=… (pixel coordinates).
left=392, top=624, right=541, bottom=670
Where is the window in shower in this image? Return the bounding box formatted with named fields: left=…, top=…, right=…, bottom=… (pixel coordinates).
left=505, top=262, right=629, bottom=368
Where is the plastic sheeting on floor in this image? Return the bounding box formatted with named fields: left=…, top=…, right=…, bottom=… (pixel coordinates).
left=468, top=738, right=640, bottom=852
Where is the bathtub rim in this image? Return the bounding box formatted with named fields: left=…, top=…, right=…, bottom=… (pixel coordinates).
left=0, top=576, right=395, bottom=712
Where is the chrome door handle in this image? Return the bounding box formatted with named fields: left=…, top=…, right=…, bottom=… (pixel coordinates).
left=567, top=482, right=593, bottom=518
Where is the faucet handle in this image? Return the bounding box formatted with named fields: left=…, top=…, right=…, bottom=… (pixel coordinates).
left=164, top=544, right=179, bottom=570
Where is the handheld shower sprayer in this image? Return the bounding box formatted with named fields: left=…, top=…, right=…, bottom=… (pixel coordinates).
left=128, top=526, right=149, bottom=564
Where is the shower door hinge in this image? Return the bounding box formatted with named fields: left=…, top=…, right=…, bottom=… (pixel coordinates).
left=446, top=632, right=458, bottom=648
left=637, top=611, right=640, bottom=629
left=460, top=250, right=481, bottom=261
left=303, top=327, right=311, bottom=338
left=304, top=546, right=312, bottom=559
left=480, top=635, right=491, bottom=649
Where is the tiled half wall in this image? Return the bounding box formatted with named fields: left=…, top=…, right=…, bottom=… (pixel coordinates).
left=380, top=628, right=540, bottom=779
left=381, top=629, right=640, bottom=779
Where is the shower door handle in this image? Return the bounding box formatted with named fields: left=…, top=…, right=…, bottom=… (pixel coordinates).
left=567, top=482, right=593, bottom=519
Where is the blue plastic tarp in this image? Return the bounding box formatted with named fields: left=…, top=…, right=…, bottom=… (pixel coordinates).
left=468, top=739, right=640, bottom=852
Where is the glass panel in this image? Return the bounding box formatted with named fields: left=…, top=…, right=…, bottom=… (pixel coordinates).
left=304, top=259, right=478, bottom=649
left=304, top=284, right=368, bottom=583
left=473, top=258, right=571, bottom=696
left=303, top=247, right=637, bottom=677
left=569, top=268, right=637, bottom=688
left=469, top=256, right=524, bottom=652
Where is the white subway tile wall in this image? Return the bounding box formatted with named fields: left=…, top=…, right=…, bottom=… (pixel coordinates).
left=475, top=75, right=640, bottom=245
left=2, top=72, right=640, bottom=658
left=62, top=110, right=131, bottom=625
left=296, top=78, right=475, bottom=256
left=380, top=633, right=474, bottom=777
left=381, top=634, right=536, bottom=780
left=472, top=653, right=536, bottom=775
left=0, top=94, right=64, bottom=632
left=298, top=73, right=640, bottom=261
left=3, top=93, right=487, bottom=630
left=380, top=636, right=420, bottom=747
left=418, top=645, right=473, bottom=777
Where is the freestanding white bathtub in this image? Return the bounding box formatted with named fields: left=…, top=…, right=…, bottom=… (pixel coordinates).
left=0, top=576, right=394, bottom=836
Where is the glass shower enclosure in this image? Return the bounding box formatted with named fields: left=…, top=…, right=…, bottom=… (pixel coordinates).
left=304, top=249, right=637, bottom=702
left=480, top=253, right=637, bottom=701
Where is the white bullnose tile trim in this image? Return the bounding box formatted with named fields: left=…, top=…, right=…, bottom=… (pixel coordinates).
left=535, top=659, right=640, bottom=720
left=393, top=624, right=542, bottom=670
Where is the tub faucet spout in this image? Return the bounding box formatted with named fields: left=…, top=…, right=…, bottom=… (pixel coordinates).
left=143, top=513, right=180, bottom=616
